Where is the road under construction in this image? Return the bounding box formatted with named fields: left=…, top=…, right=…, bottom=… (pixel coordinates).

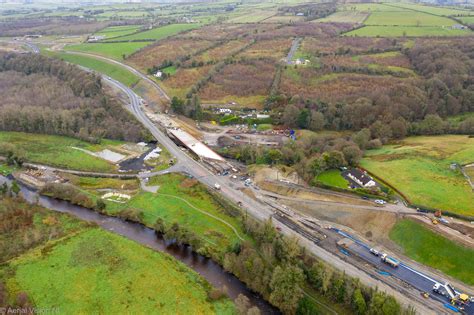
left=22, top=42, right=473, bottom=315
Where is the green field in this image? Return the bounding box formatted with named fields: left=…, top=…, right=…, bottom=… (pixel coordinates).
left=0, top=132, right=123, bottom=173
left=95, top=174, right=246, bottom=255
left=346, top=25, right=471, bottom=37
left=94, top=24, right=143, bottom=39
left=3, top=228, right=235, bottom=314
left=162, top=65, right=177, bottom=75
left=65, top=41, right=151, bottom=60
left=360, top=135, right=474, bottom=216
left=390, top=219, right=474, bottom=285
left=458, top=16, right=474, bottom=24
left=47, top=51, right=140, bottom=87
left=104, top=23, right=200, bottom=42
left=365, top=10, right=456, bottom=26
left=316, top=169, right=349, bottom=189
left=316, top=11, right=369, bottom=24
left=385, top=3, right=473, bottom=16
left=342, top=2, right=472, bottom=37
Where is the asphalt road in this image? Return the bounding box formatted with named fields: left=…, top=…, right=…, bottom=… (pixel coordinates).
left=338, top=229, right=474, bottom=315
left=286, top=37, right=301, bottom=64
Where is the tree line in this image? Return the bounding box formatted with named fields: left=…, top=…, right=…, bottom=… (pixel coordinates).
left=223, top=218, right=414, bottom=315
left=267, top=39, right=474, bottom=140
left=0, top=53, right=151, bottom=143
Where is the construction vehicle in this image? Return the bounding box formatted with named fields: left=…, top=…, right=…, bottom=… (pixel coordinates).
left=435, top=283, right=471, bottom=306
left=433, top=283, right=446, bottom=296
left=439, top=218, right=450, bottom=225
left=381, top=253, right=399, bottom=268
left=370, top=248, right=380, bottom=256
left=431, top=218, right=439, bottom=225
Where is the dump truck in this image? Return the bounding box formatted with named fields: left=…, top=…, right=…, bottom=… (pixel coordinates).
left=381, top=253, right=399, bottom=268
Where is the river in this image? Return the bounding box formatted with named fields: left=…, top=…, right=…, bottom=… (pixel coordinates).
left=1, top=176, right=279, bottom=314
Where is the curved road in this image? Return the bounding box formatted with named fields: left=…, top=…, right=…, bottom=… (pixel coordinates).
left=99, top=66, right=441, bottom=315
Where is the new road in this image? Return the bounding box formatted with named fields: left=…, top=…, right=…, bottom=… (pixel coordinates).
left=23, top=43, right=472, bottom=314
left=333, top=228, right=474, bottom=315
left=101, top=73, right=446, bottom=315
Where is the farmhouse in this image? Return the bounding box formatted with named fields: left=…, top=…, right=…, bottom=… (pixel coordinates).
left=217, top=108, right=232, bottom=114
left=346, top=169, right=376, bottom=188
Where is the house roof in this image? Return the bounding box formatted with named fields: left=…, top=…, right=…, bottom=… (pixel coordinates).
left=348, top=169, right=373, bottom=185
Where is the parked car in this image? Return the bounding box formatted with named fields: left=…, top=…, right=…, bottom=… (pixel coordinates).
left=374, top=199, right=386, bottom=205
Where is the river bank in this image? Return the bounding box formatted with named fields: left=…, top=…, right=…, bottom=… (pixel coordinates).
left=0, top=175, right=279, bottom=314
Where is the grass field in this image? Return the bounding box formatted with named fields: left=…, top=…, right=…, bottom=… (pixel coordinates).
left=458, top=16, right=474, bottom=24
left=346, top=25, right=471, bottom=37
left=360, top=135, right=474, bottom=216
left=0, top=132, right=123, bottom=173
left=316, top=169, right=349, bottom=189
left=4, top=228, right=235, bottom=314
left=341, top=2, right=472, bottom=37
left=385, top=3, right=473, bottom=16
left=365, top=10, right=456, bottom=26
left=94, top=25, right=143, bottom=39
left=100, top=174, right=246, bottom=254
left=316, top=11, right=369, bottom=24
left=47, top=51, right=140, bottom=87
left=390, top=219, right=474, bottom=285
left=104, top=23, right=200, bottom=42
left=65, top=41, right=151, bottom=60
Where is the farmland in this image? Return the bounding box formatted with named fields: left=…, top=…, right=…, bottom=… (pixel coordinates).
left=360, top=135, right=474, bottom=216
left=458, top=16, right=474, bottom=24
left=103, top=23, right=200, bottom=42
left=341, top=2, right=473, bottom=37
left=2, top=226, right=235, bottom=314
left=365, top=11, right=456, bottom=26
left=316, top=11, right=369, bottom=24
left=47, top=51, right=140, bottom=87
left=94, top=24, right=143, bottom=40
left=65, top=41, right=151, bottom=60
left=346, top=25, right=471, bottom=37
left=0, top=132, right=124, bottom=173
left=390, top=219, right=474, bottom=285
